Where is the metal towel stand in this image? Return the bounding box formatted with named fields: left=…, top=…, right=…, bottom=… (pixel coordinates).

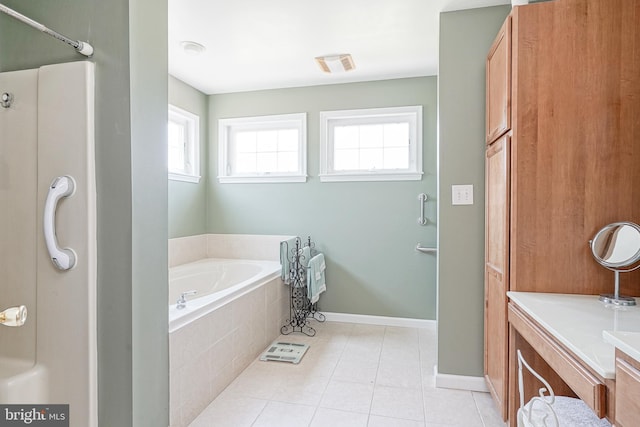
left=281, top=237, right=325, bottom=337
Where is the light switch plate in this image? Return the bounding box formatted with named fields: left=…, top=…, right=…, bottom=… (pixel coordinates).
left=452, top=184, right=473, bottom=205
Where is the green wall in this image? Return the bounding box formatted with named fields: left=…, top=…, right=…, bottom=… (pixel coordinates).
left=208, top=77, right=438, bottom=319
left=0, top=1, right=169, bottom=425
left=168, top=75, right=208, bottom=238
left=438, top=5, right=510, bottom=377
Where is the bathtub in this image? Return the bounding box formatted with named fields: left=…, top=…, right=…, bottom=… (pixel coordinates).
left=168, top=258, right=280, bottom=333
left=168, top=254, right=288, bottom=427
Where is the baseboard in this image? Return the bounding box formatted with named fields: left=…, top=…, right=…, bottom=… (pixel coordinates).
left=434, top=370, right=489, bottom=392
left=322, top=312, right=436, bottom=329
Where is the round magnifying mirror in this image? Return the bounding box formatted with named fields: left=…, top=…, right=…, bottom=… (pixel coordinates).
left=590, top=221, right=640, bottom=306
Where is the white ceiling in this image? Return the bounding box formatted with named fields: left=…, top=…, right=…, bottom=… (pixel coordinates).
left=168, top=0, right=510, bottom=95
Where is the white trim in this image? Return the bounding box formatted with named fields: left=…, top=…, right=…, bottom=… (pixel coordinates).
left=323, top=312, right=436, bottom=329
left=319, top=105, right=423, bottom=182
left=168, top=104, right=200, bottom=181
left=218, top=175, right=307, bottom=184
left=169, top=172, right=201, bottom=183
left=435, top=370, right=489, bottom=392
left=320, top=172, right=423, bottom=182
left=218, top=112, right=307, bottom=183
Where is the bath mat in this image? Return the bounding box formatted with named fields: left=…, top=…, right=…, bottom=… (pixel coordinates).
left=259, top=341, right=309, bottom=364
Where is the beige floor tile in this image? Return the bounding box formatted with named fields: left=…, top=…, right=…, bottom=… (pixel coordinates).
left=223, top=361, right=284, bottom=400
left=351, top=323, right=387, bottom=338
left=341, top=339, right=384, bottom=362
left=422, top=387, right=483, bottom=426
left=376, top=359, right=422, bottom=389
left=188, top=394, right=267, bottom=427
left=271, top=373, right=331, bottom=406
left=332, top=357, right=379, bottom=384
left=472, top=391, right=507, bottom=427
left=371, top=385, right=425, bottom=421
left=311, top=320, right=354, bottom=338
left=368, top=415, right=427, bottom=427
left=310, top=407, right=369, bottom=427
left=183, top=321, right=492, bottom=427
left=320, top=379, right=374, bottom=413
left=380, top=345, right=421, bottom=366
left=252, top=401, right=316, bottom=427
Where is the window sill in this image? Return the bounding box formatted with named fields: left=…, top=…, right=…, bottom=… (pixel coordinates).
left=319, top=172, right=423, bottom=182
left=218, top=175, right=308, bottom=184
left=169, top=173, right=201, bottom=183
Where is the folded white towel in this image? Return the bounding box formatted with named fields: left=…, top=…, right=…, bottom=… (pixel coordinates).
left=307, top=253, right=326, bottom=304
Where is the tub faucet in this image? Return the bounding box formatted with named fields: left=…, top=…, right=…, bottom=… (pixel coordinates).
left=176, top=290, right=197, bottom=309
left=0, top=305, right=27, bottom=327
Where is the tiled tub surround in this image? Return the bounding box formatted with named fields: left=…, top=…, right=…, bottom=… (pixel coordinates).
left=168, top=234, right=292, bottom=427
left=169, top=233, right=293, bottom=267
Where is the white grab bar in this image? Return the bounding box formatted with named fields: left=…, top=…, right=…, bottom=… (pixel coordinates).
left=416, top=244, right=437, bottom=254
left=417, top=193, right=429, bottom=225
left=44, top=175, right=77, bottom=270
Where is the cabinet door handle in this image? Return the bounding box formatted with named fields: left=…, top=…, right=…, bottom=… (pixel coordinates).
left=44, top=175, right=77, bottom=271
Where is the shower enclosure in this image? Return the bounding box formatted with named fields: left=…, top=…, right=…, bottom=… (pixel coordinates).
left=0, top=61, right=97, bottom=426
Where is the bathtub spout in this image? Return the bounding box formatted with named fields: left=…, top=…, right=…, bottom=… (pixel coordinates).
left=176, top=290, right=197, bottom=309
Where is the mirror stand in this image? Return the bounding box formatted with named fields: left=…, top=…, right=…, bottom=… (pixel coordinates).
left=599, top=270, right=636, bottom=306
left=590, top=221, right=640, bottom=307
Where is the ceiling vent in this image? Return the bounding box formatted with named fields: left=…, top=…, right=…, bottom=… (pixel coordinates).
left=315, top=54, right=356, bottom=73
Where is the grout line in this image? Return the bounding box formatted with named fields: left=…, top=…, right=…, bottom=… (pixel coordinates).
left=366, top=326, right=386, bottom=422
left=417, top=328, right=428, bottom=424
left=247, top=397, right=268, bottom=427
left=471, top=391, right=488, bottom=427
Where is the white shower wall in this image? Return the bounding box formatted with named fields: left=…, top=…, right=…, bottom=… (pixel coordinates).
left=0, top=68, right=40, bottom=398
left=0, top=62, right=97, bottom=427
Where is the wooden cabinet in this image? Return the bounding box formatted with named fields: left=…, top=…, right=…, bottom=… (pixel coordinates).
left=615, top=350, right=640, bottom=427
left=484, top=134, right=510, bottom=419
left=486, top=17, right=511, bottom=144
left=484, top=0, right=640, bottom=421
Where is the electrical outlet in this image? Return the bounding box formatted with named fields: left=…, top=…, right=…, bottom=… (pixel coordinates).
left=452, top=184, right=473, bottom=205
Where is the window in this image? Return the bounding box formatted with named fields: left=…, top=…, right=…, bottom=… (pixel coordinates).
left=218, top=113, right=307, bottom=183
left=168, top=105, right=200, bottom=183
left=320, top=106, right=423, bottom=182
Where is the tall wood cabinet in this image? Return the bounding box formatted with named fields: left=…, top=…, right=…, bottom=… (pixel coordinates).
left=484, top=133, right=510, bottom=418
left=484, top=0, right=640, bottom=421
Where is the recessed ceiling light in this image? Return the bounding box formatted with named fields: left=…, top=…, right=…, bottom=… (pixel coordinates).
left=315, top=54, right=356, bottom=73
left=180, top=41, right=206, bottom=56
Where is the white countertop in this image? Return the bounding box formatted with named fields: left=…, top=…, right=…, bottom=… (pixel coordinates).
left=602, top=331, right=640, bottom=363
left=507, top=292, right=640, bottom=379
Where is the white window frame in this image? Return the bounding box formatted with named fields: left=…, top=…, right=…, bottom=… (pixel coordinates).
left=168, top=104, right=201, bottom=183
left=218, top=113, right=307, bottom=184
left=319, top=106, right=423, bottom=182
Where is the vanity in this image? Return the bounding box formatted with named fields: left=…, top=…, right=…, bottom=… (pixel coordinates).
left=482, top=0, right=640, bottom=421
left=508, top=292, right=640, bottom=426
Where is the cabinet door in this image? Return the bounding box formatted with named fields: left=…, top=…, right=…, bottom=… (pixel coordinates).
left=616, top=350, right=640, bottom=427
left=486, top=16, right=511, bottom=144
left=485, top=134, right=510, bottom=420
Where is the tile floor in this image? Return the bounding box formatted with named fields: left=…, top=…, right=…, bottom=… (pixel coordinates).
left=189, top=320, right=506, bottom=427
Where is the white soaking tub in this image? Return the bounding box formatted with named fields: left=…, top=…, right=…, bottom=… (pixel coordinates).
left=168, top=258, right=280, bottom=333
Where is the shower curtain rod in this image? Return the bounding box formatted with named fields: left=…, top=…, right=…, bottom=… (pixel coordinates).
left=0, top=3, right=93, bottom=57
